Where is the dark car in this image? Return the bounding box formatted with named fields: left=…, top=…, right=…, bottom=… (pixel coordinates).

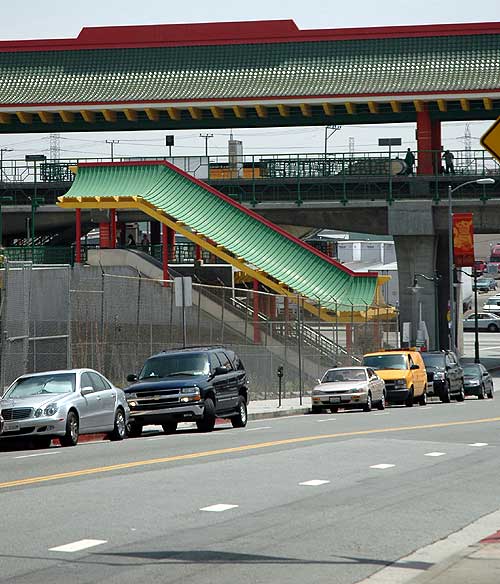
left=421, top=351, right=464, bottom=403
left=125, top=346, right=249, bottom=436
left=463, top=363, right=494, bottom=399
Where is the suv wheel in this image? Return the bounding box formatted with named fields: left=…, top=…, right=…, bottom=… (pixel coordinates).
left=440, top=382, right=451, bottom=403
left=127, top=422, right=143, bottom=438
left=456, top=387, right=465, bottom=402
left=488, top=387, right=494, bottom=399
left=162, top=421, right=178, bottom=434
left=311, top=406, right=324, bottom=414
left=197, top=397, right=216, bottom=432
left=231, top=396, right=248, bottom=428
left=405, top=388, right=414, bottom=407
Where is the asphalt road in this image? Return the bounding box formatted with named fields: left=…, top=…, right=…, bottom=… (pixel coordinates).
left=1, top=385, right=500, bottom=584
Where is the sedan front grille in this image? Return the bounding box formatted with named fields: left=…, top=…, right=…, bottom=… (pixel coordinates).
left=1, top=407, right=33, bottom=421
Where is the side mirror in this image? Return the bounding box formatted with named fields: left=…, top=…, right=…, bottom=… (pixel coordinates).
left=316, top=379, right=322, bottom=384
left=126, top=374, right=138, bottom=383
left=410, top=364, right=420, bottom=370
left=214, top=366, right=228, bottom=376
left=81, top=386, right=93, bottom=396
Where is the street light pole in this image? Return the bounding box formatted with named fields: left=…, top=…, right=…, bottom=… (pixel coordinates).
left=473, top=268, right=480, bottom=363
left=447, top=178, right=495, bottom=354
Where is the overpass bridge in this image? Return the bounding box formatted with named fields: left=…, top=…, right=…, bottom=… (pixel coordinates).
left=2, top=151, right=499, bottom=352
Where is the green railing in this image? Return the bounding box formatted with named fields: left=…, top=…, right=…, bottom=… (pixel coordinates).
left=0, top=246, right=87, bottom=265
left=0, top=150, right=498, bottom=206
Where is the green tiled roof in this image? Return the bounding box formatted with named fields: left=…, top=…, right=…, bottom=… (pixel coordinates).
left=62, top=163, right=378, bottom=309
left=2, top=34, right=500, bottom=105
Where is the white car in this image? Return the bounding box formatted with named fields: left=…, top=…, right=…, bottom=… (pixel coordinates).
left=483, top=298, right=500, bottom=314
left=311, top=366, right=386, bottom=414
left=0, top=369, right=130, bottom=447
left=463, top=313, right=500, bottom=332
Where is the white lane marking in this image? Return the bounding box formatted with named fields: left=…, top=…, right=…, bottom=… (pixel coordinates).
left=14, top=451, right=59, bottom=460
left=147, top=437, right=169, bottom=441
left=370, top=464, right=395, bottom=469
left=317, top=418, right=337, bottom=422
left=299, top=480, right=330, bottom=486
left=425, top=452, right=446, bottom=457
left=373, top=413, right=390, bottom=416
left=200, top=504, right=239, bottom=512
left=469, top=442, right=489, bottom=447
left=245, top=426, right=272, bottom=431
left=49, top=539, right=107, bottom=553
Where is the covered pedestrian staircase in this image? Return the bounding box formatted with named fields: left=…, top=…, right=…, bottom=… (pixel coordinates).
left=58, top=161, right=383, bottom=321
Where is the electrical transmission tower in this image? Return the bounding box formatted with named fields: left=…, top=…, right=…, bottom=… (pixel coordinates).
left=349, top=137, right=355, bottom=156
left=49, top=133, right=61, bottom=160
left=464, top=123, right=472, bottom=162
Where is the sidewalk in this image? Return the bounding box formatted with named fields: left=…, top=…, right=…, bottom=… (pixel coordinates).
left=247, top=396, right=311, bottom=420
left=410, top=532, right=500, bottom=583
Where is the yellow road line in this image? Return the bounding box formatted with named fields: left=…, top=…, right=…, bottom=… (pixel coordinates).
left=1, top=416, right=499, bottom=490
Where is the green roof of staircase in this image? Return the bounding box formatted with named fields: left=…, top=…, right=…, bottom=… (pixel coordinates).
left=62, top=162, right=378, bottom=309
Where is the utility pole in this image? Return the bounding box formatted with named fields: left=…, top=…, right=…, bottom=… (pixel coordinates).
left=200, top=133, right=214, bottom=157
left=324, top=125, right=342, bottom=158
left=106, top=140, right=120, bottom=161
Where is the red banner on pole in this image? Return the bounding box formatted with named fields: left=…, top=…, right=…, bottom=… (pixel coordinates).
left=453, top=212, right=475, bottom=267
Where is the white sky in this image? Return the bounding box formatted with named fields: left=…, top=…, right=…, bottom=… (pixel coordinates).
left=1, top=0, right=500, bottom=161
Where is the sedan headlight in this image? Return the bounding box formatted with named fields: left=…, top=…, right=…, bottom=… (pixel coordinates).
left=393, top=379, right=407, bottom=389
left=34, top=408, right=43, bottom=418
left=347, top=387, right=366, bottom=394
left=44, top=404, right=58, bottom=416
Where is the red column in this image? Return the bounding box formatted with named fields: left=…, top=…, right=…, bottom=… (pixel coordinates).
left=416, top=104, right=433, bottom=175
left=431, top=119, right=442, bottom=174
left=99, top=223, right=111, bottom=248
left=253, top=278, right=261, bottom=344
left=110, top=209, right=117, bottom=249
left=75, top=209, right=82, bottom=264
left=195, top=244, right=202, bottom=262
left=168, top=227, right=176, bottom=261
left=162, top=223, right=169, bottom=285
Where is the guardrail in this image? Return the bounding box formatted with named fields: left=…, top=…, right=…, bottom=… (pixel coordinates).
left=0, top=150, right=497, bottom=205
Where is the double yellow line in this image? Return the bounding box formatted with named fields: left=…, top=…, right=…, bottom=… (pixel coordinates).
left=1, top=416, right=499, bottom=490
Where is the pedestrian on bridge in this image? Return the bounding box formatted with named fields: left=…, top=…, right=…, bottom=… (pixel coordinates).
left=443, top=150, right=455, bottom=174
left=404, top=148, right=415, bottom=176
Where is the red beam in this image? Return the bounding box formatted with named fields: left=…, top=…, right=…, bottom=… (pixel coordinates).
left=1, top=20, right=499, bottom=53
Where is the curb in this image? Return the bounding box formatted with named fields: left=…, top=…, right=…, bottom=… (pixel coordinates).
left=55, top=407, right=311, bottom=445
left=248, top=407, right=310, bottom=421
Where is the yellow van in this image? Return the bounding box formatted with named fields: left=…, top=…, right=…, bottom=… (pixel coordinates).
left=362, top=349, right=428, bottom=406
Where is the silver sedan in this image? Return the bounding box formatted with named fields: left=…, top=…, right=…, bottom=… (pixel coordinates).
left=311, top=366, right=386, bottom=413
left=463, top=313, right=500, bottom=332
left=0, top=369, right=129, bottom=447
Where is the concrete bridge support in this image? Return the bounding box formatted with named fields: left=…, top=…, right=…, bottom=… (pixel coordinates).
left=390, top=202, right=439, bottom=349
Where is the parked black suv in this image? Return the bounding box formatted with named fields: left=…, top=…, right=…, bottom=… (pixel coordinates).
left=125, top=346, right=249, bottom=436
left=421, top=351, right=464, bottom=403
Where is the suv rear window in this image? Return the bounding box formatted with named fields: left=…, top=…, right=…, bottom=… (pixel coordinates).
left=139, top=353, right=210, bottom=379
left=422, top=354, right=445, bottom=367
left=363, top=354, right=408, bottom=370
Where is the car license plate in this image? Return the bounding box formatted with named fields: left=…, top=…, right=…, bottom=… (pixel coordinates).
left=4, top=422, right=20, bottom=432
left=329, top=397, right=341, bottom=403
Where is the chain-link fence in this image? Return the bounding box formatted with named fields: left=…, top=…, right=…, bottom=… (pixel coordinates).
left=1, top=263, right=399, bottom=398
